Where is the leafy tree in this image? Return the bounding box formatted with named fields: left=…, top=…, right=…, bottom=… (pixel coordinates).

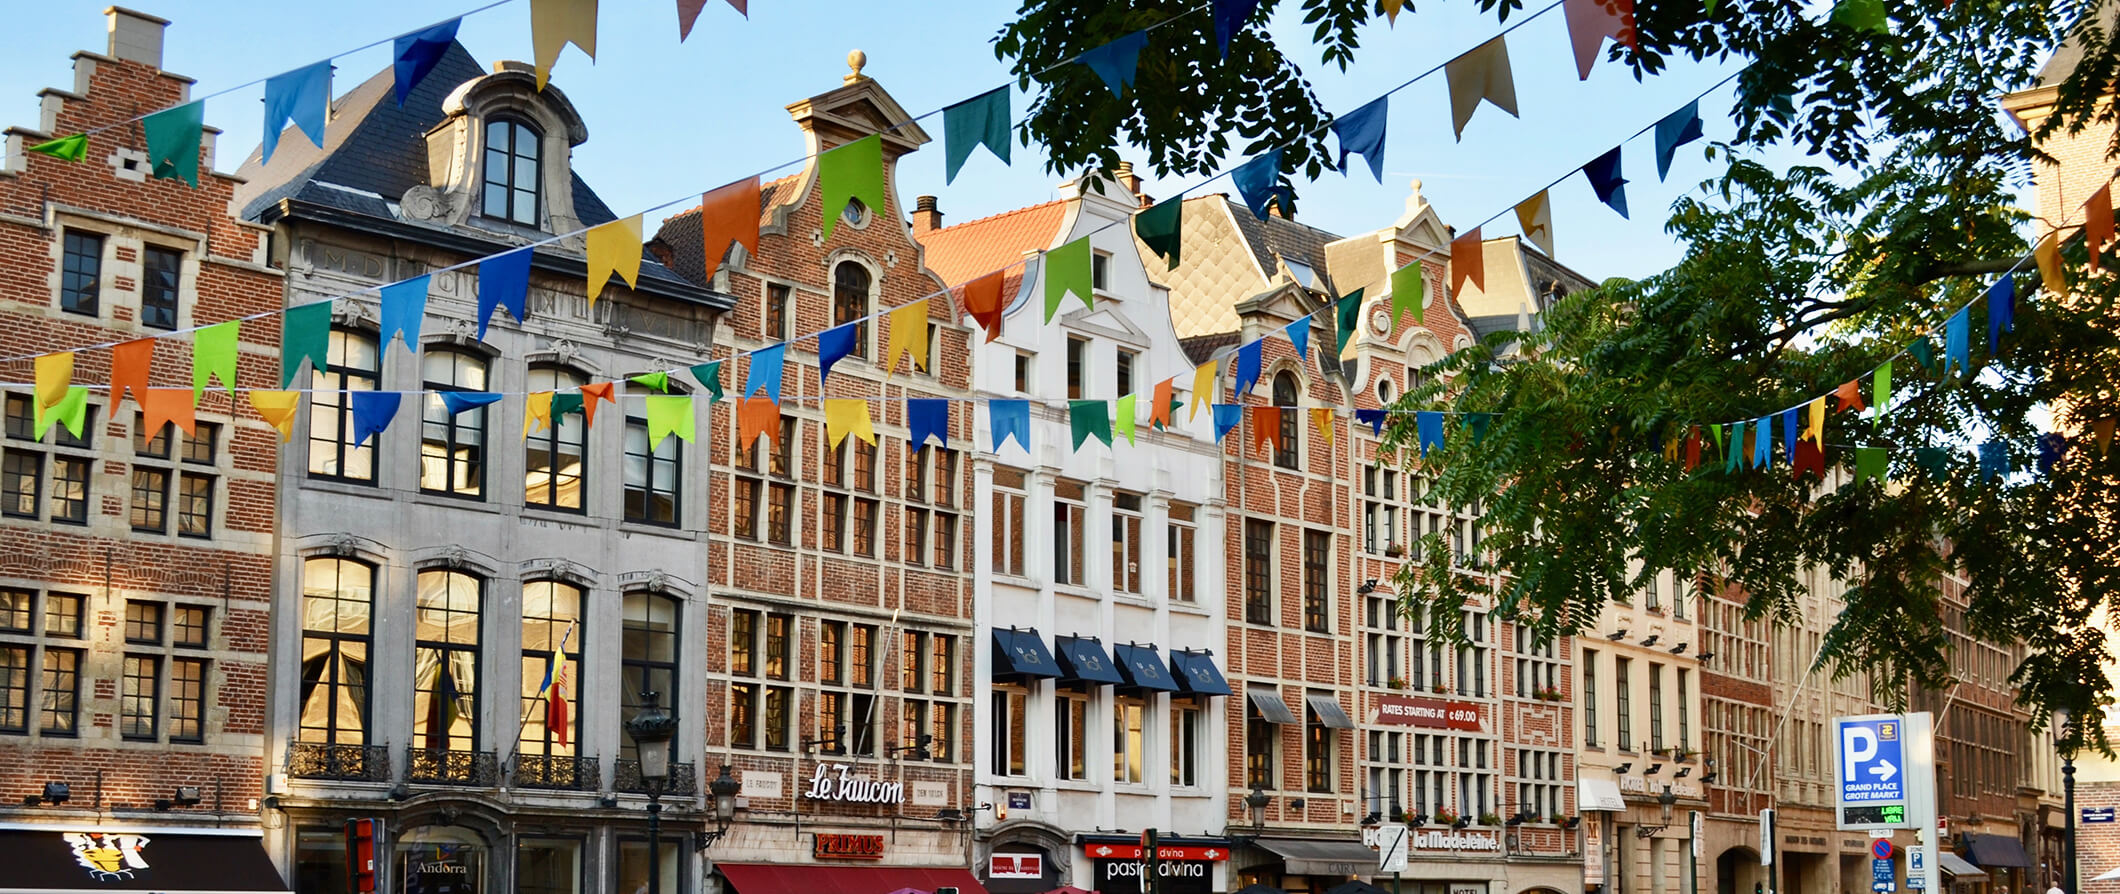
left=996, top=0, right=2120, bottom=751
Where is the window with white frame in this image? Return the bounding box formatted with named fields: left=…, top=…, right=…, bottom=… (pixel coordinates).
left=1166, top=502, right=1197, bottom=602
left=990, top=468, right=1028, bottom=576
left=1111, top=492, right=1143, bottom=594
left=1513, top=624, right=1560, bottom=700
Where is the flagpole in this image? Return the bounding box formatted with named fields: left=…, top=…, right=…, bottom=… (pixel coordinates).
left=505, top=618, right=578, bottom=771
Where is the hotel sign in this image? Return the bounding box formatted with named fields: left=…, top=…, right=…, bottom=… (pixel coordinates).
left=1370, top=694, right=1482, bottom=731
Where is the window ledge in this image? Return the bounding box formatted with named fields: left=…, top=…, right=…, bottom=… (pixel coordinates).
left=300, top=477, right=393, bottom=501
left=618, top=522, right=695, bottom=541
left=411, top=492, right=498, bottom=514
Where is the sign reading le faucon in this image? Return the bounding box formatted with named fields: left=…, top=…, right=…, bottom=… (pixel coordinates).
left=804, top=763, right=904, bottom=804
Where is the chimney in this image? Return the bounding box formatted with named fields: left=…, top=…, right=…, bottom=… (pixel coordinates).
left=1266, top=196, right=1288, bottom=219
left=912, top=195, right=943, bottom=235
left=1114, top=161, right=1141, bottom=197
left=105, top=7, right=169, bottom=69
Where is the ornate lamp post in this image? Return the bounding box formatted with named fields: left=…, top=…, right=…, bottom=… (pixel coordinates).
left=625, top=691, right=678, bottom=894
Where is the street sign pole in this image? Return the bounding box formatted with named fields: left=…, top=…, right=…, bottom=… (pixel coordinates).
left=1904, top=713, right=1939, bottom=894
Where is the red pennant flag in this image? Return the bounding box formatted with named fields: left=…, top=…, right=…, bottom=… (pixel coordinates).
left=1563, top=0, right=1635, bottom=80
left=140, top=388, right=197, bottom=438
left=1684, top=426, right=1702, bottom=471
left=1791, top=438, right=1826, bottom=480
left=1252, top=406, right=1282, bottom=455
left=1149, top=378, right=1176, bottom=429
left=698, top=177, right=761, bottom=277
left=676, top=0, right=708, bottom=39
left=110, top=338, right=154, bottom=408
left=961, top=271, right=1006, bottom=342
left=1832, top=380, right=1866, bottom=414
left=2087, top=185, right=2112, bottom=273
left=1450, top=226, right=1485, bottom=296
left=579, top=382, right=616, bottom=428
left=737, top=397, right=780, bottom=450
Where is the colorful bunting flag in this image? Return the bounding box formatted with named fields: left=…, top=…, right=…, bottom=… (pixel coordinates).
left=1233, top=341, right=1263, bottom=397
left=676, top=0, right=709, bottom=40
left=736, top=396, right=779, bottom=450
left=1563, top=0, right=1635, bottom=80
left=943, top=87, right=1010, bottom=184
left=585, top=214, right=644, bottom=301
left=629, top=372, right=670, bottom=393
left=1355, top=408, right=1387, bottom=436
left=282, top=301, right=331, bottom=388
left=1725, top=421, right=1743, bottom=473
left=1391, top=261, right=1425, bottom=324
left=1833, top=380, right=1865, bottom=413
left=579, top=382, right=615, bottom=428
left=27, top=133, right=88, bottom=162
left=962, top=271, right=1007, bottom=342
left=1791, top=437, right=1825, bottom=480
left=990, top=399, right=1031, bottom=452
left=819, top=134, right=885, bottom=242
left=393, top=18, right=461, bottom=106
left=1855, top=446, right=1887, bottom=483
left=2035, top=231, right=2066, bottom=296
left=439, top=392, right=503, bottom=415
left=261, top=60, right=332, bottom=164
left=1752, top=416, right=1771, bottom=467
left=1045, top=236, right=1094, bottom=322
left=1213, top=0, right=1263, bottom=58
left=380, top=275, right=430, bottom=352
left=112, top=338, right=153, bottom=408
left=908, top=398, right=950, bottom=448
left=1336, top=289, right=1364, bottom=358
left=1780, top=408, right=1798, bottom=461
left=1115, top=394, right=1138, bottom=445
left=531, top=0, right=598, bottom=90
left=1805, top=397, right=1825, bottom=443
left=743, top=344, right=786, bottom=402
left=883, top=299, right=932, bottom=375
left=477, top=247, right=533, bottom=340
left=1445, top=35, right=1519, bottom=140
left=1190, top=360, right=1218, bottom=421
left=1978, top=440, right=2007, bottom=483
left=1070, top=400, right=1112, bottom=450
left=192, top=320, right=239, bottom=402
left=1150, top=379, right=1178, bottom=430
left=1515, top=191, right=1555, bottom=257
left=524, top=391, right=555, bottom=438
left=1136, top=197, right=1184, bottom=271
left=34, top=353, right=73, bottom=410
left=1908, top=336, right=1938, bottom=373
left=1914, top=446, right=1951, bottom=478
left=1450, top=227, right=1485, bottom=297
left=1653, top=100, right=1704, bottom=181
left=1333, top=97, right=1389, bottom=182
left=1286, top=315, right=1312, bottom=360
left=818, top=322, right=860, bottom=384
left=1312, top=408, right=1335, bottom=447
left=2087, top=185, right=2113, bottom=273
left=35, top=387, right=87, bottom=441
left=142, top=101, right=206, bottom=188
left=1987, top=276, right=2015, bottom=352
left=823, top=398, right=874, bottom=448
left=2098, top=418, right=2117, bottom=456
left=1251, top=406, right=1282, bottom=455
left=2038, top=433, right=2068, bottom=477
left=1583, top=146, right=1629, bottom=218
left=1943, top=306, right=1969, bottom=376
left=551, top=391, right=585, bottom=422
left=646, top=394, right=696, bottom=447
left=1212, top=404, right=1243, bottom=443
left=698, top=178, right=761, bottom=279
left=1382, top=0, right=1405, bottom=22
left=250, top=390, right=300, bottom=442
left=1831, top=0, right=1890, bottom=34
left=1079, top=31, right=1149, bottom=98
left=1684, top=426, right=1702, bottom=470
left=349, top=392, right=402, bottom=448
left=1872, top=361, right=1891, bottom=421
left=1417, top=411, right=1445, bottom=457
left=1465, top=412, right=1494, bottom=443
left=1231, top=150, right=1286, bottom=221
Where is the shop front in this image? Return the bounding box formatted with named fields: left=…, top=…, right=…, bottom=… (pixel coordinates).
left=1078, top=835, right=1231, bottom=894
left=0, top=825, right=289, bottom=894
left=1239, top=837, right=1381, bottom=894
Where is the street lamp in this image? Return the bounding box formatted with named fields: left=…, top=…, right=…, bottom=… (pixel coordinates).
left=701, top=764, right=740, bottom=848
left=625, top=690, right=678, bottom=894
left=1229, top=782, right=1272, bottom=848
left=2055, top=708, right=2078, bottom=894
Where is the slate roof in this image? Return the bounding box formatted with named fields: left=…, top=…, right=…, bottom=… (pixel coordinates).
left=1221, top=197, right=1342, bottom=285
left=913, top=200, right=1068, bottom=302
left=2039, top=1, right=2120, bottom=87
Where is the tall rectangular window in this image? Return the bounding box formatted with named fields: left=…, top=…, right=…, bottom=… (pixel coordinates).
left=1170, top=703, right=1199, bottom=787
left=1305, top=700, right=1333, bottom=793
left=413, top=571, right=483, bottom=756
left=819, top=437, right=877, bottom=555
left=1113, top=698, right=1145, bottom=784
left=0, top=645, right=27, bottom=733
left=310, top=330, right=381, bottom=483
left=1056, top=694, right=1087, bottom=780
left=421, top=351, right=489, bottom=497
left=1616, top=656, right=1633, bottom=751
left=1677, top=669, right=1690, bottom=749
left=624, top=416, right=681, bottom=526
left=133, top=417, right=218, bottom=537
left=1583, top=649, right=1599, bottom=748
left=60, top=231, right=102, bottom=316
left=1111, top=492, right=1142, bottom=594
left=299, top=559, right=372, bottom=746
left=41, top=647, right=79, bottom=735
left=1066, top=337, right=1087, bottom=400
left=524, top=367, right=588, bottom=511
left=140, top=246, right=182, bottom=330
left=5, top=394, right=95, bottom=524
left=991, top=469, right=1027, bottom=576
left=1167, top=504, right=1197, bottom=602
left=1302, top=530, right=1330, bottom=633
left=992, top=688, right=1027, bottom=776
left=1245, top=520, right=1274, bottom=625
left=1116, top=349, right=1136, bottom=396
left=121, top=655, right=160, bottom=739
left=519, top=581, right=583, bottom=758
left=1247, top=702, right=1277, bottom=788
left=1650, top=662, right=1665, bottom=751
left=764, top=283, right=790, bottom=340
left=1052, top=480, right=1086, bottom=585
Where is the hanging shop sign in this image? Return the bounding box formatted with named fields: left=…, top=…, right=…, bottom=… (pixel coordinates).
left=1093, top=859, right=1212, bottom=894
left=803, top=763, right=904, bottom=804
left=990, top=853, right=1045, bottom=880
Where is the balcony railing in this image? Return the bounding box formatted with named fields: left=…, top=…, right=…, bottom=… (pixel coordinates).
left=513, top=754, right=599, bottom=792
left=405, top=747, right=500, bottom=786
left=614, top=759, right=696, bottom=795
left=287, top=741, right=392, bottom=782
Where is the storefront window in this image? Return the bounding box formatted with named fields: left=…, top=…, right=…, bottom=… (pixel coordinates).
left=516, top=838, right=582, bottom=894
left=293, top=827, right=350, bottom=894
left=398, top=827, right=482, bottom=894
left=615, top=837, right=680, bottom=894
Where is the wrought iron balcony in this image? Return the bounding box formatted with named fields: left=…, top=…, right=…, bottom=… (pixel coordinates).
left=513, top=754, right=599, bottom=792
left=287, top=741, right=392, bottom=782
left=613, top=759, right=696, bottom=795
left=405, top=746, right=500, bottom=787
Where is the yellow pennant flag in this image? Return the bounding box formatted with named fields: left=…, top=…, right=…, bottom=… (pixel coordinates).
left=1189, top=359, right=1218, bottom=421
left=1514, top=190, right=1554, bottom=258
left=824, top=398, right=876, bottom=448
left=531, top=0, right=598, bottom=90
left=524, top=391, right=555, bottom=439
left=584, top=214, right=644, bottom=304
left=248, top=390, right=301, bottom=443
left=882, top=298, right=932, bottom=376
left=1382, top=0, right=1404, bottom=22
left=34, top=352, right=74, bottom=410
left=2035, top=231, right=2067, bottom=295
left=1444, top=35, right=1519, bottom=141
left=1312, top=407, right=1335, bottom=448
left=1804, top=397, right=1825, bottom=443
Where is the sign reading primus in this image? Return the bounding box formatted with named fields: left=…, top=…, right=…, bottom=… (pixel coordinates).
left=804, top=763, right=905, bottom=804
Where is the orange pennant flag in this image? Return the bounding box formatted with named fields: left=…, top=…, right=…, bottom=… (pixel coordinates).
left=2094, top=417, right=2117, bottom=456
left=1149, top=378, right=1177, bottom=429
left=736, top=396, right=780, bottom=450
left=698, top=177, right=762, bottom=279
left=1450, top=226, right=1485, bottom=296
left=961, top=271, right=1006, bottom=342
left=34, top=352, right=74, bottom=410
left=1684, top=426, right=1702, bottom=471
left=579, top=382, right=616, bottom=428
left=1312, top=407, right=1335, bottom=448
left=110, top=338, right=154, bottom=408
left=1832, top=380, right=1866, bottom=414
left=248, top=390, right=300, bottom=442
left=1252, top=406, right=1283, bottom=455
left=2087, top=185, right=2113, bottom=273
left=140, top=388, right=198, bottom=437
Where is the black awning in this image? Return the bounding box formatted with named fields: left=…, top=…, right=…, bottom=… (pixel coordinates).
left=1169, top=649, right=1232, bottom=697
left=992, top=628, right=1061, bottom=681
left=1054, top=636, right=1123, bottom=686
left=1112, top=643, right=1179, bottom=692
left=1248, top=689, right=1299, bottom=725
left=1965, top=833, right=2034, bottom=869
left=1305, top=693, right=1356, bottom=729
left=0, top=827, right=289, bottom=893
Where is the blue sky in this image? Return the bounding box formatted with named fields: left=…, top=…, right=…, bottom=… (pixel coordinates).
left=1, top=0, right=1762, bottom=281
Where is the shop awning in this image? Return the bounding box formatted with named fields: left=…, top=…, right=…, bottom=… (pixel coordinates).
left=1053, top=635, right=1123, bottom=686
left=1112, top=643, right=1179, bottom=692
left=721, top=863, right=988, bottom=894
left=1248, top=689, right=1299, bottom=725
left=1305, top=694, right=1356, bottom=729
left=0, top=826, right=288, bottom=893
left=1964, top=833, right=2033, bottom=869
left=1937, top=851, right=1987, bottom=879
left=1577, top=778, right=1626, bottom=812
left=1252, top=838, right=1378, bottom=876
left=993, top=628, right=1060, bottom=681
left=1169, top=649, right=1232, bottom=697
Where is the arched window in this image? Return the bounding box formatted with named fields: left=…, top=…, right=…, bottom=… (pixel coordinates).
left=299, top=557, right=373, bottom=746
left=833, top=261, right=871, bottom=359
left=483, top=118, right=541, bottom=226
left=519, top=580, right=584, bottom=768
left=1272, top=371, right=1300, bottom=469
left=421, top=350, right=489, bottom=498
left=525, top=365, right=588, bottom=511
left=413, top=569, right=482, bottom=758
left=309, top=329, right=380, bottom=483
left=620, top=593, right=681, bottom=762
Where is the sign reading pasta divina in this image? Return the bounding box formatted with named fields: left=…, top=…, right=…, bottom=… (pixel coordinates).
left=813, top=833, right=887, bottom=860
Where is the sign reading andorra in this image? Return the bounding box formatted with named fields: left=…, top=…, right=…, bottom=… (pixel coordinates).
left=804, top=763, right=905, bottom=804
left=1370, top=694, right=1482, bottom=731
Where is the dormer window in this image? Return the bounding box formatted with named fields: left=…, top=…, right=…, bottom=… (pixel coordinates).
left=483, top=118, right=541, bottom=226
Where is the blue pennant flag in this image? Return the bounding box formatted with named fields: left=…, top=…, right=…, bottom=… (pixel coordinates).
left=1079, top=31, right=1148, bottom=98
left=1781, top=408, right=1798, bottom=462
left=1212, top=404, right=1244, bottom=443
left=349, top=392, right=403, bottom=448
left=2037, top=433, right=2068, bottom=477
left=1584, top=147, right=1629, bottom=218
left=1213, top=0, right=1263, bottom=58
left=261, top=60, right=331, bottom=164
left=1231, top=150, right=1285, bottom=221
left=1978, top=440, right=2008, bottom=483
left=908, top=398, right=950, bottom=448
left=1943, top=306, right=1970, bottom=376
left=1417, top=411, right=1445, bottom=457
left=439, top=392, right=503, bottom=415
left=1752, top=417, right=1771, bottom=467
left=1286, top=316, right=1312, bottom=360
left=1333, top=96, right=1389, bottom=183
left=818, top=322, right=860, bottom=384
left=1987, top=276, right=2015, bottom=353
left=743, top=343, right=786, bottom=402
left=1355, top=408, right=1388, bottom=436
left=393, top=18, right=461, bottom=107
left=477, top=247, right=533, bottom=340
left=990, top=399, right=1031, bottom=452
left=1233, top=341, right=1263, bottom=397
left=379, top=275, right=430, bottom=352
left=1653, top=100, right=1705, bottom=182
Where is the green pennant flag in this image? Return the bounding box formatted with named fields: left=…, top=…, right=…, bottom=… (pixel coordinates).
left=281, top=301, right=331, bottom=388
left=1115, top=393, right=1138, bottom=445
left=1725, top=421, right=1744, bottom=473
left=1335, top=288, right=1364, bottom=357
left=818, top=134, right=885, bottom=242
left=192, top=319, right=239, bottom=401
left=1044, top=236, right=1094, bottom=323
left=645, top=394, right=695, bottom=447
left=35, top=386, right=88, bottom=440
left=1390, top=261, right=1425, bottom=324
left=551, top=391, right=585, bottom=419
left=942, top=86, right=1010, bottom=184
left=143, top=101, right=206, bottom=188
left=1464, top=412, right=1493, bottom=443
left=690, top=361, right=724, bottom=402
left=1872, top=361, right=1892, bottom=423
left=28, top=133, right=88, bottom=162
left=1831, top=0, right=1890, bottom=34
left=1136, top=197, right=1184, bottom=271
left=1855, top=446, right=1888, bottom=483
left=1710, top=423, right=1723, bottom=450
left=1907, top=337, right=1938, bottom=373
left=1069, top=399, right=1111, bottom=449
left=630, top=371, right=670, bottom=393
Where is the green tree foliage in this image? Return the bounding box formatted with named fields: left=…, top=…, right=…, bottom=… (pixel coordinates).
left=997, top=0, right=2120, bottom=750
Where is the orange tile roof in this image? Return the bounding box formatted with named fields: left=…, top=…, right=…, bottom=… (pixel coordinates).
left=915, top=200, right=1067, bottom=298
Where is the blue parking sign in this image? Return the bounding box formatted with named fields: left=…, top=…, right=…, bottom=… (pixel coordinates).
left=1840, top=717, right=1906, bottom=804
